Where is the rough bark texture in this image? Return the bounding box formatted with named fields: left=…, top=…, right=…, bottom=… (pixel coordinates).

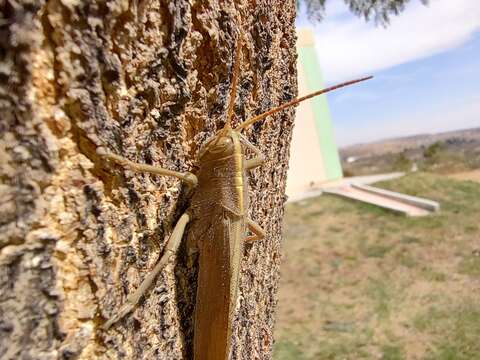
left=0, top=0, right=297, bottom=359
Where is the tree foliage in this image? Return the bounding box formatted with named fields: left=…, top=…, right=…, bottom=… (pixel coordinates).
left=300, top=0, right=429, bottom=25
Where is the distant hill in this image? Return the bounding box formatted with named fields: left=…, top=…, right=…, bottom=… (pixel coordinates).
left=340, top=127, right=480, bottom=158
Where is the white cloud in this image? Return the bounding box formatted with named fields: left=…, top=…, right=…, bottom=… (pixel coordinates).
left=309, top=0, right=480, bottom=83
left=335, top=94, right=480, bottom=146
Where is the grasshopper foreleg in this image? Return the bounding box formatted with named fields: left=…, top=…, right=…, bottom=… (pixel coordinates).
left=96, top=147, right=198, bottom=186
left=237, top=134, right=266, bottom=241
left=102, top=213, right=190, bottom=330
left=238, top=134, right=265, bottom=170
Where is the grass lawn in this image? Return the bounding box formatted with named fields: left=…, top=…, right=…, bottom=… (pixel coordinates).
left=274, top=172, right=480, bottom=360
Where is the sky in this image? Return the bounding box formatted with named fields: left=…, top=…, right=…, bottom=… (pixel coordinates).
left=297, top=0, right=480, bottom=147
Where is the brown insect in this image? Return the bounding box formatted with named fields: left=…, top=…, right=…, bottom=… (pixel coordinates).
left=99, top=36, right=371, bottom=359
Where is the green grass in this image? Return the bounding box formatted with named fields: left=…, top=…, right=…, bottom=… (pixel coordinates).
left=360, top=243, right=394, bottom=258
left=366, top=277, right=393, bottom=319
left=397, top=249, right=418, bottom=268
left=273, top=340, right=307, bottom=360
left=275, top=173, right=480, bottom=359
left=458, top=255, right=480, bottom=276
left=312, top=340, right=370, bottom=359
left=415, top=303, right=480, bottom=360
left=421, top=267, right=447, bottom=282
left=399, top=235, right=421, bottom=245
left=381, top=345, right=405, bottom=360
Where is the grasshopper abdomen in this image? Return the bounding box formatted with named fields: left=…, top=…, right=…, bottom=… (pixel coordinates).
left=190, top=131, right=248, bottom=360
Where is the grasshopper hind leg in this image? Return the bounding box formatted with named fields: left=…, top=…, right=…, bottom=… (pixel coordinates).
left=102, top=213, right=190, bottom=330
left=246, top=218, right=265, bottom=242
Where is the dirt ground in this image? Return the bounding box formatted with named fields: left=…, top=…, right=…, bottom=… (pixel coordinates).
left=274, top=173, right=480, bottom=360
left=448, top=169, right=480, bottom=183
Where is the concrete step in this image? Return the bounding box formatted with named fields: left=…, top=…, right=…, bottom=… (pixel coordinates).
left=323, top=184, right=439, bottom=217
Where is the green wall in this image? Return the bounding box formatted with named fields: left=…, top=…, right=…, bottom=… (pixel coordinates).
left=298, top=47, right=343, bottom=180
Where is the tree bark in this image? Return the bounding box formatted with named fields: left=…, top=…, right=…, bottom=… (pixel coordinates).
left=0, top=0, right=297, bottom=358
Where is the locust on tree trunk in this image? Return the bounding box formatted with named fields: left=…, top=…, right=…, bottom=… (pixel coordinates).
left=98, top=36, right=371, bottom=360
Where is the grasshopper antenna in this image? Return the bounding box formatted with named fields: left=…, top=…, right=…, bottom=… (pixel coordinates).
left=235, top=75, right=373, bottom=131
left=222, top=34, right=243, bottom=133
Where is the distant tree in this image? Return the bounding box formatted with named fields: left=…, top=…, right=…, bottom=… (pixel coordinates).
left=300, top=0, right=429, bottom=25
left=424, top=142, right=443, bottom=159
left=393, top=151, right=412, bottom=172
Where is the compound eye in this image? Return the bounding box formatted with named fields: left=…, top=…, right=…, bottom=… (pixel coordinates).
left=210, top=136, right=233, bottom=153
left=218, top=137, right=232, bottom=147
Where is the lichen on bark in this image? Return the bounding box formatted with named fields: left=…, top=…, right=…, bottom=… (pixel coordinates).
left=0, top=0, right=297, bottom=358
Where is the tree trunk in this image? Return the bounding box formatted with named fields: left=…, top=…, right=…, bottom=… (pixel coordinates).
left=0, top=0, right=297, bottom=358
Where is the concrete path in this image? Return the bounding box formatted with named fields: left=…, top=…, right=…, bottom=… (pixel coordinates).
left=287, top=172, right=405, bottom=203
left=320, top=172, right=406, bottom=188
left=287, top=172, right=439, bottom=217
left=323, top=185, right=433, bottom=217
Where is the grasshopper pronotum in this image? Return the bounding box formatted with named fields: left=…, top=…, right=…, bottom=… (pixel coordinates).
left=99, top=36, right=371, bottom=359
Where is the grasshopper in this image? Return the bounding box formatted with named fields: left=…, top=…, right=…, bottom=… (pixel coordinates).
left=98, top=37, right=371, bottom=359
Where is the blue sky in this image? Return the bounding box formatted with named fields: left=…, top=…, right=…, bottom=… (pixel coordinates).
left=297, top=0, right=480, bottom=146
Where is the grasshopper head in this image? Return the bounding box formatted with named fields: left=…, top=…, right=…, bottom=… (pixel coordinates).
left=198, top=129, right=239, bottom=161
